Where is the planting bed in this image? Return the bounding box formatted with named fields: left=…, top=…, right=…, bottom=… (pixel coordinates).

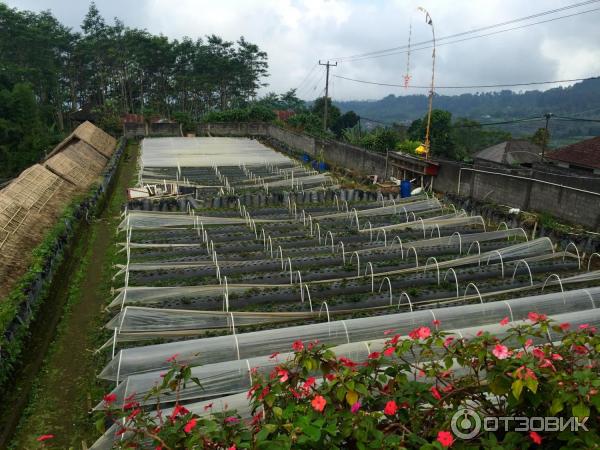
left=91, top=137, right=600, bottom=448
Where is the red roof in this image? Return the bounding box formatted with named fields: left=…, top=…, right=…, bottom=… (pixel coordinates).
left=545, top=136, right=600, bottom=170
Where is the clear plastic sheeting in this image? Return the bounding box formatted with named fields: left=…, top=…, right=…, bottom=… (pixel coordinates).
left=99, top=286, right=600, bottom=381
left=91, top=307, right=600, bottom=450
left=96, top=305, right=600, bottom=412
left=141, top=137, right=293, bottom=167
left=118, top=211, right=288, bottom=230
left=316, top=198, right=442, bottom=220
left=107, top=284, right=286, bottom=309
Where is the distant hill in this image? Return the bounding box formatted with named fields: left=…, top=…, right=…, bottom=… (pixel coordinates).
left=335, top=78, right=600, bottom=145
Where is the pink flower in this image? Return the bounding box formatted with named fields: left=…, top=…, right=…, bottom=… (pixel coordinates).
left=269, top=352, right=280, bottom=360
left=203, top=403, right=213, bottom=411
left=383, top=328, right=396, bottom=335
left=572, top=344, right=589, bottom=355
left=292, top=340, right=304, bottom=352
left=311, top=395, right=327, bottom=412
left=476, top=330, right=483, bottom=337
left=103, top=393, right=117, bottom=405
left=539, top=359, right=556, bottom=371
left=559, top=322, right=570, bottom=331
left=529, top=431, right=542, bottom=445
left=551, top=353, right=563, bottom=361
left=166, top=353, right=179, bottom=362
left=528, top=312, right=547, bottom=323
left=432, top=319, right=441, bottom=327
left=37, top=435, right=55, bottom=442
left=492, top=344, right=510, bottom=360
left=408, top=326, right=431, bottom=340
left=224, top=416, right=239, bottom=424
left=524, top=339, right=533, bottom=349
left=383, top=347, right=395, bottom=357
left=368, top=351, right=380, bottom=359
left=430, top=386, right=442, bottom=400
left=500, top=316, right=509, bottom=326
left=184, top=417, right=197, bottom=433
left=277, top=368, right=289, bottom=383
left=350, top=401, right=361, bottom=413
left=443, top=336, right=454, bottom=348
left=532, top=348, right=545, bottom=360
left=437, top=430, right=454, bottom=447
left=515, top=365, right=537, bottom=381
left=384, top=400, right=398, bottom=415
left=228, top=446, right=237, bottom=450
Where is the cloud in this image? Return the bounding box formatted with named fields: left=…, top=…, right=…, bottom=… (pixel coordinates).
left=5, top=0, right=599, bottom=100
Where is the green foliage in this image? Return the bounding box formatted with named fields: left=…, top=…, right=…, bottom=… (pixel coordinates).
left=285, top=113, right=324, bottom=136
left=408, top=109, right=462, bottom=159
left=312, top=97, right=341, bottom=128
left=451, top=118, right=511, bottom=158
left=201, top=106, right=276, bottom=123
left=102, top=318, right=600, bottom=449
left=0, top=2, right=269, bottom=178
left=396, top=139, right=422, bottom=155
left=331, top=111, right=359, bottom=137
left=256, top=89, right=306, bottom=111
left=359, top=127, right=403, bottom=153
left=530, top=127, right=550, bottom=148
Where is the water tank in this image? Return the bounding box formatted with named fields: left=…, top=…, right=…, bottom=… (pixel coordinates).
left=400, top=180, right=412, bottom=198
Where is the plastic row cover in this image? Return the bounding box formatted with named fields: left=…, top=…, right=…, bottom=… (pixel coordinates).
left=91, top=306, right=600, bottom=450
left=99, top=286, right=600, bottom=381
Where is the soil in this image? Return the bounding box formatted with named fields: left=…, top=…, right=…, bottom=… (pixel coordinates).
left=0, top=142, right=138, bottom=449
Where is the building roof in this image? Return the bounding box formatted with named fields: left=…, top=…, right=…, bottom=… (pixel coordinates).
left=545, top=136, right=600, bottom=170
left=474, top=140, right=541, bottom=165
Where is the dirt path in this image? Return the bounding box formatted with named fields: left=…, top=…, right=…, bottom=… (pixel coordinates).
left=1, top=142, right=138, bottom=449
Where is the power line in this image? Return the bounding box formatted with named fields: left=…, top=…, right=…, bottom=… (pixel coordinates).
left=333, top=74, right=599, bottom=90
left=332, top=4, right=600, bottom=63
left=295, top=63, right=318, bottom=94
left=555, top=115, right=600, bottom=123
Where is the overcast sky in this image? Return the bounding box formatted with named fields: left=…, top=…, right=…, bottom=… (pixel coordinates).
left=6, top=0, right=600, bottom=100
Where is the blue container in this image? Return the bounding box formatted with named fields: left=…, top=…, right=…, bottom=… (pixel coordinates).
left=318, top=162, right=329, bottom=172
left=311, top=160, right=319, bottom=170
left=301, top=154, right=311, bottom=163
left=400, top=180, right=412, bottom=198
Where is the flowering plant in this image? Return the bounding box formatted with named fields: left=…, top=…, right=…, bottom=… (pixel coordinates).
left=87, top=315, right=599, bottom=449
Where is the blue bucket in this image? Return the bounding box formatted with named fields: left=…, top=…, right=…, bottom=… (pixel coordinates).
left=400, top=180, right=412, bottom=198
left=301, top=154, right=311, bottom=163
left=318, top=162, right=329, bottom=172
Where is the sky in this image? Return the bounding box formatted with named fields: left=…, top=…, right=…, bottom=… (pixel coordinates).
left=6, top=0, right=600, bottom=100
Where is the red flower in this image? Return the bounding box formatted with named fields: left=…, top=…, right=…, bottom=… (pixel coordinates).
left=103, top=393, right=117, bottom=405
left=527, top=312, right=547, bottom=323
left=170, top=404, right=189, bottom=420
left=292, top=340, right=304, bottom=352
left=184, top=417, right=197, bottom=433
left=529, top=431, right=542, bottom=445
left=383, top=347, right=395, bottom=357
left=277, top=368, right=289, bottom=383
left=368, top=351, right=380, bottom=359
left=532, top=348, right=545, bottom=360
left=384, top=400, right=398, bottom=415
left=203, top=403, right=213, bottom=411
left=551, top=353, right=563, bottom=360
left=500, top=316, right=509, bottom=326
left=437, top=430, right=454, bottom=447
left=572, top=344, right=589, bottom=355
left=515, top=365, right=537, bottom=381
left=224, top=416, right=239, bottom=424
left=37, top=435, right=55, bottom=442
left=303, top=376, right=316, bottom=388
left=258, top=386, right=270, bottom=401
left=311, top=395, right=327, bottom=412
left=269, top=352, right=280, bottom=360
left=339, top=356, right=358, bottom=368
left=476, top=330, right=483, bottom=337
left=325, top=373, right=336, bottom=381
left=127, top=408, right=141, bottom=421
left=383, top=328, right=396, bottom=335
left=166, top=353, right=179, bottom=362
left=228, top=446, right=237, bottom=450
left=430, top=386, right=442, bottom=400
left=443, top=336, right=454, bottom=348
left=123, top=401, right=139, bottom=410
left=432, top=319, right=441, bottom=327
left=408, top=326, right=431, bottom=340
left=559, top=322, right=570, bottom=331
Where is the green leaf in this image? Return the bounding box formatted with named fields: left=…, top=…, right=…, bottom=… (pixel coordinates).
left=511, top=379, right=523, bottom=399
left=303, top=424, right=321, bottom=441
left=572, top=402, right=590, bottom=419
left=346, top=390, right=358, bottom=406
left=524, top=377, right=538, bottom=394
left=550, top=398, right=564, bottom=415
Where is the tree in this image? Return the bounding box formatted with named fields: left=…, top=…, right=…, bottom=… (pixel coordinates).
left=530, top=127, right=550, bottom=149
left=331, top=111, right=359, bottom=137
left=408, top=109, right=459, bottom=159
left=311, top=97, right=341, bottom=129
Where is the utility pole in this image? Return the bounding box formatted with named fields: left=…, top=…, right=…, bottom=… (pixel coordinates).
left=540, top=112, right=553, bottom=162
left=319, top=60, right=337, bottom=131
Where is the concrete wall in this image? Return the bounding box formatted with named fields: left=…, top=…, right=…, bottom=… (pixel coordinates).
left=436, top=160, right=600, bottom=229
